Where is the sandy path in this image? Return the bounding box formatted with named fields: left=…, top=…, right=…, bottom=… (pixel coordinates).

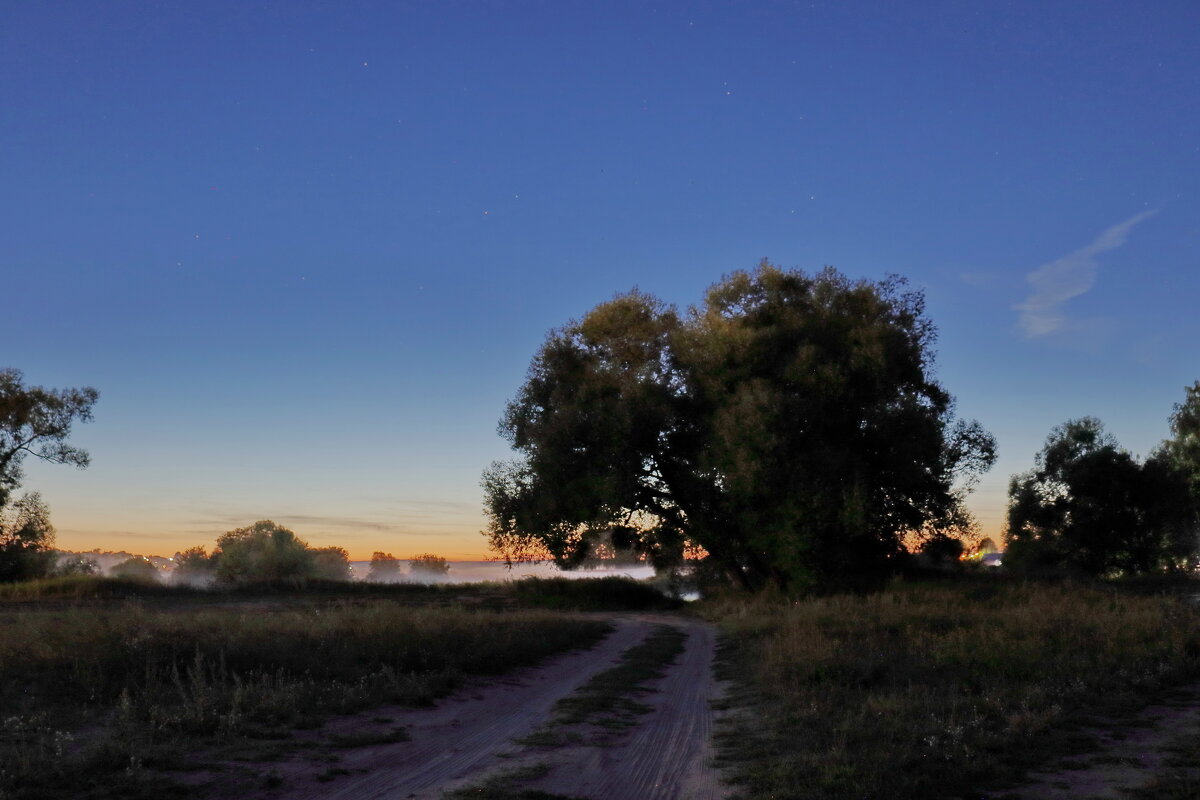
left=986, top=682, right=1200, bottom=799
left=252, top=618, right=653, bottom=800
left=508, top=614, right=728, bottom=800
left=218, top=614, right=728, bottom=800
left=268, top=618, right=657, bottom=800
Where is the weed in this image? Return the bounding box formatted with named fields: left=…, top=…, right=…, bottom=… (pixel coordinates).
left=704, top=580, right=1200, bottom=800
left=0, top=598, right=609, bottom=799
left=316, top=766, right=351, bottom=782
left=442, top=763, right=585, bottom=799
left=326, top=727, right=410, bottom=748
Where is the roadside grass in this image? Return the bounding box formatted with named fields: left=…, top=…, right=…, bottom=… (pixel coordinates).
left=442, top=763, right=586, bottom=800
left=0, top=573, right=674, bottom=611
left=508, top=577, right=681, bottom=611
left=0, top=599, right=610, bottom=799
left=704, top=578, right=1200, bottom=800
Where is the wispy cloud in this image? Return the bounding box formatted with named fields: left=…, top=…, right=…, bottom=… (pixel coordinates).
left=1016, top=210, right=1156, bottom=337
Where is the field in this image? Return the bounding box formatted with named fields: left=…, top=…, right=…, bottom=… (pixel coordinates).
left=6, top=574, right=1200, bottom=799
left=0, top=577, right=658, bottom=800
left=705, top=578, right=1200, bottom=800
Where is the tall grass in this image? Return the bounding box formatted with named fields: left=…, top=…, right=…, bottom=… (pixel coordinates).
left=706, top=579, right=1200, bottom=799
left=0, top=601, right=609, bottom=798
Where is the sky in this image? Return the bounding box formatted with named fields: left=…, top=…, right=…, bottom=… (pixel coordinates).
left=4, top=1, right=1198, bottom=560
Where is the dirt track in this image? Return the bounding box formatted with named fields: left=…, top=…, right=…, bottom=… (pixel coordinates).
left=230, top=614, right=727, bottom=800
left=985, top=681, right=1200, bottom=799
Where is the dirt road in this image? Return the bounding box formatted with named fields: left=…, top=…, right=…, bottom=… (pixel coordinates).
left=229, top=614, right=727, bottom=800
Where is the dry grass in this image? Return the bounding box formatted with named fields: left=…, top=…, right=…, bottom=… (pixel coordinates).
left=705, top=578, right=1200, bottom=800
left=0, top=599, right=609, bottom=799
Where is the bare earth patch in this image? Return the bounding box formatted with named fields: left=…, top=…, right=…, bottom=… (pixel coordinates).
left=455, top=615, right=728, bottom=800
left=989, top=682, right=1200, bottom=799
left=185, top=614, right=727, bottom=800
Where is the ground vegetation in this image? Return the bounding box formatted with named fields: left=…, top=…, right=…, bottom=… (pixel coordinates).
left=704, top=579, right=1200, bottom=800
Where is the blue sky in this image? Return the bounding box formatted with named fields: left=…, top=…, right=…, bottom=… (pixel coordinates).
left=5, top=1, right=1198, bottom=558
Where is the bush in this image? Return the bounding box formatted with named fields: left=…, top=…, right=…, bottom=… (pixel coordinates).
left=109, top=557, right=159, bottom=583
left=409, top=553, right=450, bottom=575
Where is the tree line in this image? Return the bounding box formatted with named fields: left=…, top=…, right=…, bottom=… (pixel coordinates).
left=3, top=263, right=1198, bottom=591
left=483, top=263, right=1199, bottom=589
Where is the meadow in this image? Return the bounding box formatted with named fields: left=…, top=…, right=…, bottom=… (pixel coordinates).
left=705, top=578, right=1200, bottom=800
left=0, top=576, right=656, bottom=799
left=7, top=573, right=1200, bottom=799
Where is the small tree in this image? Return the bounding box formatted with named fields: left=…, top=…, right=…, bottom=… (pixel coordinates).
left=172, top=546, right=215, bottom=585
left=0, top=493, right=57, bottom=582
left=368, top=551, right=402, bottom=582
left=409, top=553, right=450, bottom=575
left=311, top=546, right=352, bottom=581
left=213, top=520, right=315, bottom=584
left=111, top=556, right=160, bottom=583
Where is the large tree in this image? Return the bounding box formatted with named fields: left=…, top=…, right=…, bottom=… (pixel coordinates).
left=1004, top=418, right=1194, bottom=575
left=483, top=263, right=996, bottom=591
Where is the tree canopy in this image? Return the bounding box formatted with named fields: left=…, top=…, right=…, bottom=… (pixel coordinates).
left=1162, top=381, right=1200, bottom=504
left=483, top=263, right=996, bottom=591
left=0, top=369, right=98, bottom=582
left=0, top=492, right=57, bottom=583
left=368, top=551, right=402, bottom=581
left=0, top=368, right=98, bottom=510
left=212, top=520, right=317, bottom=584
left=1004, top=417, right=1194, bottom=575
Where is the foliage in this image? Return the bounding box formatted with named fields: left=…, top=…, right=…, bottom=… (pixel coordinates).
left=0, top=493, right=58, bottom=583
left=212, top=520, right=317, bottom=584
left=311, top=545, right=352, bottom=581
left=368, top=551, right=402, bottom=581
left=1005, top=418, right=1195, bottom=575
left=109, top=556, right=160, bottom=583
left=704, top=580, right=1200, bottom=800
left=484, top=263, right=996, bottom=591
left=1161, top=381, right=1200, bottom=514
left=171, top=546, right=214, bottom=584
left=409, top=553, right=450, bottom=574
left=0, top=368, right=98, bottom=509
left=0, top=370, right=97, bottom=583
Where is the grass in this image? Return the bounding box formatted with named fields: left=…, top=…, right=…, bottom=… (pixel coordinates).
left=442, top=763, right=586, bottom=800
left=507, top=576, right=681, bottom=611
left=0, top=597, right=611, bottom=799
left=0, top=573, right=675, bottom=611
left=703, top=577, right=1200, bottom=800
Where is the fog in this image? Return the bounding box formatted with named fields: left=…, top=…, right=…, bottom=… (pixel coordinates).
left=351, top=561, right=657, bottom=585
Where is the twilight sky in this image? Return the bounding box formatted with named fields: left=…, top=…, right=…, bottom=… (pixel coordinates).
left=4, top=1, right=1198, bottom=559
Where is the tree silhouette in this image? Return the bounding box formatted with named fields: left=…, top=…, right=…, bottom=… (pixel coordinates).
left=484, top=263, right=996, bottom=591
